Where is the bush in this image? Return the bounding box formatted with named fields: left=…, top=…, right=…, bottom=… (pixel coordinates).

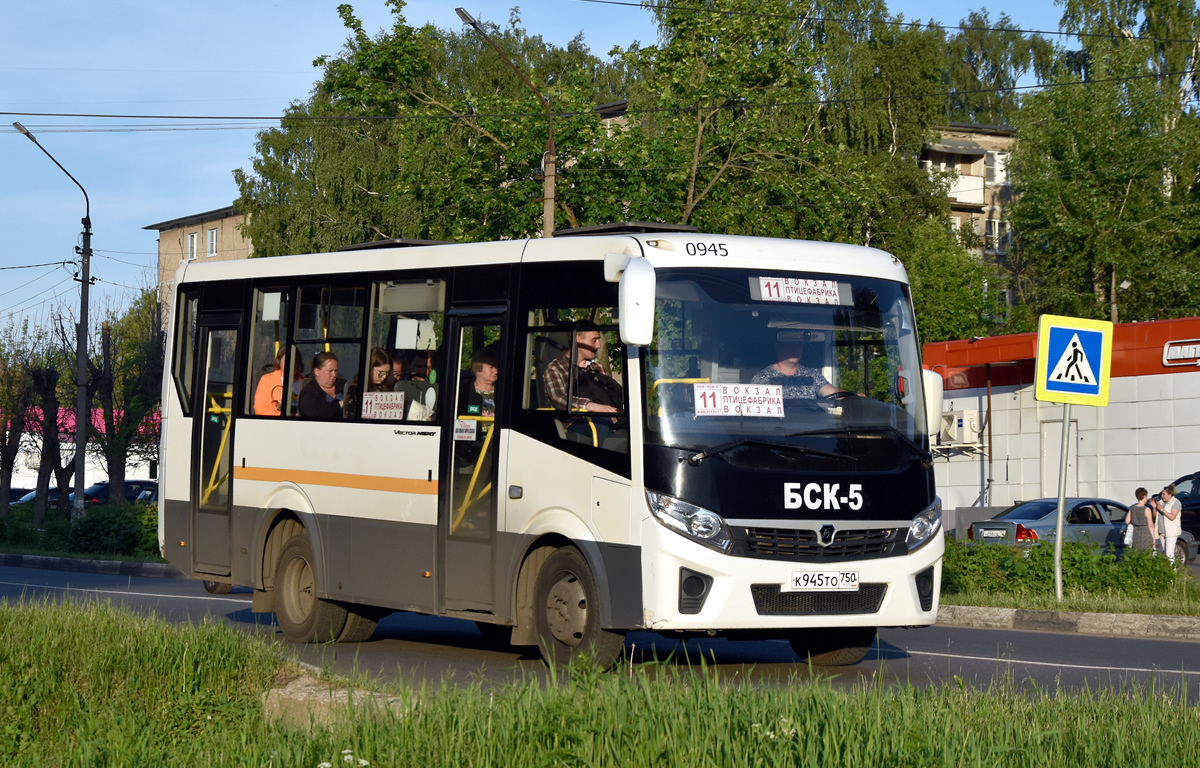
left=0, top=501, right=160, bottom=559
left=942, top=536, right=1179, bottom=598
left=69, top=504, right=141, bottom=556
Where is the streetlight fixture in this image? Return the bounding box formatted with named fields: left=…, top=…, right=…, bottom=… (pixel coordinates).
left=455, top=8, right=556, bottom=238
left=13, top=122, right=92, bottom=520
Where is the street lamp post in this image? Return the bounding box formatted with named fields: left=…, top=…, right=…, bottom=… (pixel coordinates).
left=455, top=8, right=556, bottom=238
left=13, top=122, right=92, bottom=520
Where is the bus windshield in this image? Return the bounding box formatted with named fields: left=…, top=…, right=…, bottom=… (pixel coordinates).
left=644, top=268, right=927, bottom=461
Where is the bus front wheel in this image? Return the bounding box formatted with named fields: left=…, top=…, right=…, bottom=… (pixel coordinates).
left=788, top=626, right=877, bottom=666
left=274, top=536, right=347, bottom=643
left=534, top=547, right=625, bottom=669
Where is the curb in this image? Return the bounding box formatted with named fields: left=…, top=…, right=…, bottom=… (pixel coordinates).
left=0, top=553, right=183, bottom=579
left=4, top=554, right=1198, bottom=643
left=937, top=604, right=1200, bottom=642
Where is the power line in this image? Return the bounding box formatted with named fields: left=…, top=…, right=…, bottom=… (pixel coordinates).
left=578, top=0, right=1200, bottom=47
left=0, top=261, right=74, bottom=271
left=0, top=278, right=76, bottom=318
left=0, top=266, right=71, bottom=301
left=1, top=68, right=1192, bottom=132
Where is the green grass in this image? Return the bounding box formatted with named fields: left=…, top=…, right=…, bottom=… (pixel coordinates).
left=1, top=598, right=1197, bottom=766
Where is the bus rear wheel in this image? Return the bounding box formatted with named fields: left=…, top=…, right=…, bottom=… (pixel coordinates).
left=534, top=547, right=625, bottom=669
left=336, top=605, right=389, bottom=643
left=788, top=626, right=877, bottom=666
left=274, top=536, right=347, bottom=643
left=202, top=580, right=232, bottom=594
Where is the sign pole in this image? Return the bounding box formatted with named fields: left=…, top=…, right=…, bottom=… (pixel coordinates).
left=1034, top=314, right=1112, bottom=603
left=1053, top=401, right=1072, bottom=602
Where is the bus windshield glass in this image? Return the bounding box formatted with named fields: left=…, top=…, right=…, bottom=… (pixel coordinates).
left=644, top=268, right=927, bottom=459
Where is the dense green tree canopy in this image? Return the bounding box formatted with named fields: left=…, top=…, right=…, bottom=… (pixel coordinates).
left=235, top=0, right=1200, bottom=342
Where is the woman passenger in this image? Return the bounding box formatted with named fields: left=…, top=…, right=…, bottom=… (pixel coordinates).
left=297, top=351, right=344, bottom=419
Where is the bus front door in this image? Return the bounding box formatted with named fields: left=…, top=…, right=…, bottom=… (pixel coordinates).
left=191, top=323, right=239, bottom=577
left=441, top=318, right=503, bottom=611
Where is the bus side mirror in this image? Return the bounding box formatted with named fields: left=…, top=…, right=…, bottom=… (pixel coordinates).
left=922, top=369, right=944, bottom=438
left=616, top=257, right=655, bottom=346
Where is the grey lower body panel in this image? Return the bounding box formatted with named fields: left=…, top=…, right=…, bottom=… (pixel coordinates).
left=167, top=497, right=642, bottom=628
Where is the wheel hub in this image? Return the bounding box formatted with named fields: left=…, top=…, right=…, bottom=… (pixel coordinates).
left=544, top=573, right=587, bottom=646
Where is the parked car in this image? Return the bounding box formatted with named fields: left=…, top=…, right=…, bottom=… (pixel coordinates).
left=967, top=497, right=1198, bottom=563
left=68, top=480, right=158, bottom=505
left=1164, top=472, right=1200, bottom=545
left=8, top=488, right=33, bottom=503
left=136, top=486, right=158, bottom=503
left=12, top=488, right=59, bottom=506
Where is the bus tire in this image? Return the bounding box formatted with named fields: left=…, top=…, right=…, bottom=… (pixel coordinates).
left=202, top=580, right=232, bottom=594
left=788, top=626, right=877, bottom=666
left=337, top=605, right=386, bottom=643
left=274, top=536, right=347, bottom=643
left=533, top=547, right=625, bottom=669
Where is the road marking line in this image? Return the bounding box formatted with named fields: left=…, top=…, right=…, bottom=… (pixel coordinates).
left=0, top=580, right=248, bottom=603
left=907, top=649, right=1200, bottom=676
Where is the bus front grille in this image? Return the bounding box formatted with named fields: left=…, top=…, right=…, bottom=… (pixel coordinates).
left=750, top=584, right=887, bottom=615
left=733, top=526, right=901, bottom=562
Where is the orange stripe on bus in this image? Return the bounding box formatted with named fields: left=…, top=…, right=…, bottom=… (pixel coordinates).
left=235, top=466, right=439, bottom=494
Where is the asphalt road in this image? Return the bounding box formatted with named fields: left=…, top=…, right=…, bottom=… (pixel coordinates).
left=4, top=565, right=1199, bottom=696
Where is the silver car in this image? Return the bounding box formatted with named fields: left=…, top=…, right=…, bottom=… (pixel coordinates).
left=970, top=498, right=1129, bottom=549
left=968, top=497, right=1198, bottom=563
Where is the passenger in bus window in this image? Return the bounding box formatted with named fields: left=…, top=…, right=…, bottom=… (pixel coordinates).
left=253, top=348, right=287, bottom=417
left=345, top=348, right=392, bottom=418
left=389, top=352, right=405, bottom=389
left=298, top=352, right=345, bottom=419
left=544, top=329, right=623, bottom=441
left=459, top=345, right=499, bottom=419
left=751, top=329, right=836, bottom=398
left=394, top=349, right=438, bottom=421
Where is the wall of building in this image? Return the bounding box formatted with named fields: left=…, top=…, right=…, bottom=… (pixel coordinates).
left=934, top=363, right=1200, bottom=511
left=153, top=211, right=251, bottom=322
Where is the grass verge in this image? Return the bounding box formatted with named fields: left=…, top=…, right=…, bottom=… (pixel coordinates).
left=2, top=598, right=1197, bottom=766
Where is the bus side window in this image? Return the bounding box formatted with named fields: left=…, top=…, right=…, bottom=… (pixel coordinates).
left=525, top=326, right=628, bottom=454
left=171, top=290, right=199, bottom=416
left=371, top=278, right=446, bottom=422
left=290, top=283, right=366, bottom=419
left=247, top=288, right=290, bottom=417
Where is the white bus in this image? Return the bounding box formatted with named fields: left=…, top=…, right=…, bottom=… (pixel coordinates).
left=159, top=225, right=944, bottom=667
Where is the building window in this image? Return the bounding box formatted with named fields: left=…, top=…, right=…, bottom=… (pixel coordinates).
left=206, top=228, right=218, bottom=258
left=985, top=151, right=1009, bottom=185
left=186, top=232, right=198, bottom=261
left=985, top=219, right=1010, bottom=253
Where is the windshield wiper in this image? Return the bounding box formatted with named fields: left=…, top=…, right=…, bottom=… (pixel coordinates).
left=786, top=425, right=933, bottom=465
left=684, top=438, right=856, bottom=466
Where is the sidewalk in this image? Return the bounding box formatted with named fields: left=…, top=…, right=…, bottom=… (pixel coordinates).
left=5, top=552, right=1200, bottom=643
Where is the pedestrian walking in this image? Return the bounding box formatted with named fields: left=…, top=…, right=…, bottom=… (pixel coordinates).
left=1150, top=484, right=1183, bottom=563
left=1125, top=487, right=1155, bottom=552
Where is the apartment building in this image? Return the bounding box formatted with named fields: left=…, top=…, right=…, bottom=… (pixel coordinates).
left=921, top=123, right=1016, bottom=260
left=143, top=206, right=251, bottom=321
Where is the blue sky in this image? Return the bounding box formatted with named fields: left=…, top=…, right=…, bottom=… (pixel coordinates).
left=1, top=0, right=1068, bottom=321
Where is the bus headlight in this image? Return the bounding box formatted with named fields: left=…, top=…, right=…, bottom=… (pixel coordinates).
left=906, top=497, right=942, bottom=551
left=646, top=490, right=732, bottom=553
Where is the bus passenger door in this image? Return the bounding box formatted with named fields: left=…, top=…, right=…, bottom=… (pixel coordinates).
left=191, top=322, right=239, bottom=577
left=441, top=317, right=503, bottom=611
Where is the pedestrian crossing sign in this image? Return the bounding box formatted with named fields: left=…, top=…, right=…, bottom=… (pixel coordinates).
left=1035, top=314, right=1113, bottom=406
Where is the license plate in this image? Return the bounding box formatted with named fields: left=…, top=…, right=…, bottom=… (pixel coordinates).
left=785, top=570, right=859, bottom=592
left=981, top=529, right=1007, bottom=539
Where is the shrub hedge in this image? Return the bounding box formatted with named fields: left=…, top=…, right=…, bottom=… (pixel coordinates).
left=941, top=535, right=1179, bottom=597
left=0, top=502, right=159, bottom=558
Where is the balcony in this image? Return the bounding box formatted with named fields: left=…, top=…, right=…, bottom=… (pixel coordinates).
left=949, top=174, right=984, bottom=205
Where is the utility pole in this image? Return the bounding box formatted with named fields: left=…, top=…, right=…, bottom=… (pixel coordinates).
left=455, top=8, right=556, bottom=238
left=14, top=122, right=92, bottom=519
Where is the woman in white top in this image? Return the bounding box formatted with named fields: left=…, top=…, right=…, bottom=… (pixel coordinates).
left=1151, top=484, right=1183, bottom=563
